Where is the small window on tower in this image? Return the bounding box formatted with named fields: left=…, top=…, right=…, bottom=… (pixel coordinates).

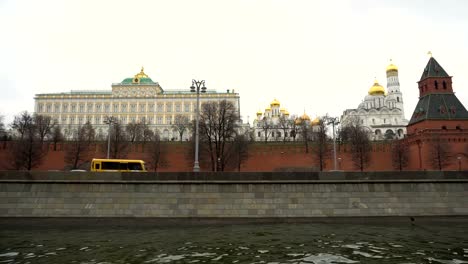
left=434, top=81, right=439, bottom=89
left=397, top=97, right=400, bottom=102
left=443, top=81, right=447, bottom=89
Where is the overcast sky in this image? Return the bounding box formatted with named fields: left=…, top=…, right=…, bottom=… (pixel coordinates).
left=1, top=0, right=468, bottom=125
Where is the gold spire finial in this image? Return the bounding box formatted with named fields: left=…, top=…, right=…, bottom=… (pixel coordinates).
left=141, top=66, right=144, bottom=73
left=427, top=51, right=432, bottom=57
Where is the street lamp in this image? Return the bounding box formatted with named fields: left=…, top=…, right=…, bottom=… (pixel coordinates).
left=104, top=116, right=118, bottom=159
left=326, top=116, right=340, bottom=171
left=190, top=79, right=207, bottom=172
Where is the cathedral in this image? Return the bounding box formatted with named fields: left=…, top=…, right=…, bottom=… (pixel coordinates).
left=341, top=61, right=408, bottom=140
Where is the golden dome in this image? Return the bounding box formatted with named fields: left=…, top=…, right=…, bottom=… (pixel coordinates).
left=280, top=107, right=286, bottom=112
left=284, top=110, right=290, bottom=116
left=386, top=60, right=398, bottom=72
left=368, top=79, right=385, bottom=96
left=256, top=110, right=263, bottom=116
left=300, top=113, right=311, bottom=121
left=270, top=98, right=280, bottom=106
left=311, top=117, right=320, bottom=126
left=134, top=67, right=149, bottom=78
left=265, top=106, right=271, bottom=111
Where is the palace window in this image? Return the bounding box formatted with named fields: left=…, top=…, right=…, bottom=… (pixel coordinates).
left=78, top=117, right=84, bottom=124
left=95, top=116, right=101, bottom=124
left=166, top=103, right=172, bottom=112
left=54, top=104, right=60, bottom=113
left=113, top=104, right=118, bottom=112
left=121, top=104, right=127, bottom=112
left=63, top=104, right=68, bottom=112
left=140, top=104, right=146, bottom=112
left=79, top=104, right=85, bottom=113
left=157, top=117, right=163, bottom=124
left=87, top=104, right=93, bottom=112
left=184, top=103, right=190, bottom=112
left=71, top=104, right=76, bottom=113
left=70, top=117, right=75, bottom=124
left=130, top=104, right=136, bottom=112
left=175, top=104, right=181, bottom=112
left=149, top=104, right=154, bottom=111
left=46, top=104, right=51, bottom=113
left=61, top=116, right=67, bottom=123
left=149, top=117, right=154, bottom=124
left=157, top=103, right=163, bottom=112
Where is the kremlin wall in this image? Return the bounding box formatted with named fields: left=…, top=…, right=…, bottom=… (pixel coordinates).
left=1, top=56, right=467, bottom=172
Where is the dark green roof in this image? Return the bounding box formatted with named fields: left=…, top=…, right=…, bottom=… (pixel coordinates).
left=408, top=93, right=468, bottom=125
left=121, top=77, right=156, bottom=85
left=420, top=57, right=450, bottom=81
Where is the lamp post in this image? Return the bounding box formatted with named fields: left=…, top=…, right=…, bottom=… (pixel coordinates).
left=190, top=79, right=207, bottom=172
left=326, top=116, right=340, bottom=171
left=104, top=116, right=117, bottom=159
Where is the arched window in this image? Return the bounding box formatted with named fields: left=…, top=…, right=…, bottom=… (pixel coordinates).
left=443, top=81, right=447, bottom=89
left=442, top=126, right=447, bottom=130
left=397, top=97, right=400, bottom=102
left=434, top=81, right=439, bottom=89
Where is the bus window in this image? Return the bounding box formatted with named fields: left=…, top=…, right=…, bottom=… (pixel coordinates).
left=102, top=162, right=120, bottom=170
left=128, top=162, right=142, bottom=171
left=119, top=163, right=128, bottom=171
left=95, top=164, right=100, bottom=170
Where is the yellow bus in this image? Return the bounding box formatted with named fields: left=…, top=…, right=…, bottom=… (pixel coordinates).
left=90, top=159, right=147, bottom=172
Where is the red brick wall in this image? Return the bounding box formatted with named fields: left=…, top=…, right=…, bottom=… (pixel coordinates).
left=0, top=140, right=466, bottom=172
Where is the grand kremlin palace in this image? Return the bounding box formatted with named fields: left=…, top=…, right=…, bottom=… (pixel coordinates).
left=34, top=68, right=240, bottom=141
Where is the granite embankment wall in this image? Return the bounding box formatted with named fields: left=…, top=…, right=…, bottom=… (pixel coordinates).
left=1, top=171, right=467, bottom=218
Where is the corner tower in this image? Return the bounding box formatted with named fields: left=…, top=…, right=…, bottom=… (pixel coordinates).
left=407, top=56, right=468, bottom=135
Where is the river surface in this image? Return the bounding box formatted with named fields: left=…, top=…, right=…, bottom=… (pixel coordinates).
left=1, top=221, right=468, bottom=264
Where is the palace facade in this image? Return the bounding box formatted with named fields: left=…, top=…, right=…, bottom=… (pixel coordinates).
left=341, top=61, right=408, bottom=140
left=34, top=68, right=240, bottom=140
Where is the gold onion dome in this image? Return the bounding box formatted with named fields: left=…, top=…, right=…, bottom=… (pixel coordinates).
left=280, top=107, right=286, bottom=112
left=368, top=79, right=385, bottom=96
left=265, top=106, right=271, bottom=111
left=270, top=98, right=280, bottom=106
left=256, top=110, right=263, bottom=116
left=284, top=110, right=290, bottom=116
left=311, top=117, right=320, bottom=126
left=386, top=61, right=398, bottom=72
left=300, top=113, right=311, bottom=121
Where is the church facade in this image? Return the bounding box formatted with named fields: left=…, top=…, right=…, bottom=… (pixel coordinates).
left=341, top=61, right=408, bottom=140
left=34, top=68, right=240, bottom=141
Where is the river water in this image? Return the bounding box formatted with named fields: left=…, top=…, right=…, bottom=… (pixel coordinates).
left=1, top=221, right=468, bottom=264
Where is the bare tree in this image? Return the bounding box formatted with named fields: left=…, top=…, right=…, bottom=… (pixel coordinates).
left=258, top=117, right=273, bottom=143
left=145, top=132, right=168, bottom=172
left=141, top=123, right=154, bottom=152
left=0, top=115, right=7, bottom=149
left=11, top=111, right=34, bottom=140
left=199, top=100, right=240, bottom=171
left=391, top=139, right=409, bottom=171
left=65, top=122, right=95, bottom=170
left=278, top=115, right=292, bottom=143
left=340, top=118, right=371, bottom=171
left=223, top=132, right=250, bottom=172
left=34, top=114, right=55, bottom=143
left=109, top=122, right=129, bottom=159
left=9, top=112, right=46, bottom=170
left=172, top=114, right=190, bottom=142
left=51, top=124, right=63, bottom=151
left=298, top=119, right=311, bottom=153
left=427, top=135, right=452, bottom=170
left=311, top=118, right=330, bottom=171
left=126, top=122, right=143, bottom=143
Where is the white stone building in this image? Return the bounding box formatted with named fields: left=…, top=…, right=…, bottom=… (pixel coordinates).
left=34, top=68, right=240, bottom=141
left=341, top=61, right=408, bottom=140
